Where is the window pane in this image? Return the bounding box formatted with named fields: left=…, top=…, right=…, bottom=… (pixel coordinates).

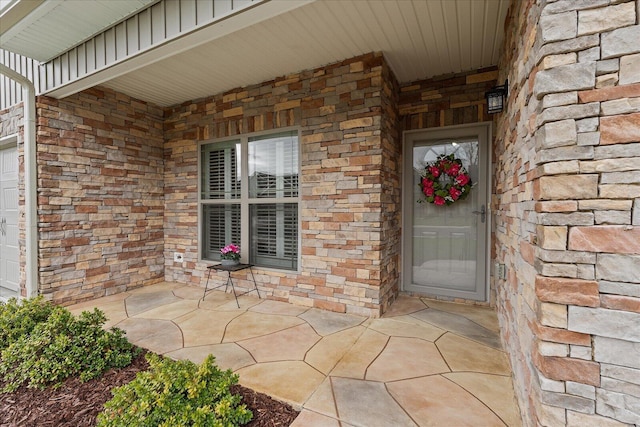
left=250, top=203, right=298, bottom=270
left=201, top=140, right=241, bottom=199
left=202, top=204, right=241, bottom=260
left=248, top=131, right=298, bottom=198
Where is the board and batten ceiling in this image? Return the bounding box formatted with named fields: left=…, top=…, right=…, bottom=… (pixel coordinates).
left=1, top=0, right=509, bottom=107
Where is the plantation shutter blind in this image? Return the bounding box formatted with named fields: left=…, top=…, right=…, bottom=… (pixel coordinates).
left=282, top=203, right=298, bottom=261
left=202, top=205, right=241, bottom=260
left=201, top=141, right=240, bottom=200
left=201, top=140, right=241, bottom=260
left=250, top=203, right=298, bottom=270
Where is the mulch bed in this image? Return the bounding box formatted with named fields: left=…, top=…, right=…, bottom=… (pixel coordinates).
left=0, top=351, right=299, bottom=427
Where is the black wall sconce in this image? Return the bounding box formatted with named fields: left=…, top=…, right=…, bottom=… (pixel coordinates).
left=485, top=79, right=508, bottom=114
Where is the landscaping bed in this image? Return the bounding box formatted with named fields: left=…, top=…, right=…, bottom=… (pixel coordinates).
left=0, top=350, right=299, bottom=426
left=0, top=298, right=298, bottom=426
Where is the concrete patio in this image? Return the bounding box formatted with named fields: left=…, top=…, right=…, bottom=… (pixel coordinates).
left=67, top=281, right=521, bottom=426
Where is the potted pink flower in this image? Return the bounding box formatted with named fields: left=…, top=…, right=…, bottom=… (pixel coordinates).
left=220, top=244, right=241, bottom=266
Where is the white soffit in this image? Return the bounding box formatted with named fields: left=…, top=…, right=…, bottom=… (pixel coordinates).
left=100, top=0, right=509, bottom=107
left=0, top=0, right=157, bottom=62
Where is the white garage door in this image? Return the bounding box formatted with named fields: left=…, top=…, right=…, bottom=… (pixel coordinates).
left=0, top=144, right=20, bottom=300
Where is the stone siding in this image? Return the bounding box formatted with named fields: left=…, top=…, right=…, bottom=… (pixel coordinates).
left=0, top=104, right=23, bottom=137
left=378, top=58, right=402, bottom=313
left=399, top=68, right=497, bottom=131
left=496, top=0, right=640, bottom=425
left=35, top=89, right=165, bottom=304
left=495, top=0, right=580, bottom=423
left=164, top=53, right=401, bottom=316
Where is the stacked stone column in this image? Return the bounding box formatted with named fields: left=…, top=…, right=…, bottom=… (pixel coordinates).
left=496, top=0, right=640, bottom=425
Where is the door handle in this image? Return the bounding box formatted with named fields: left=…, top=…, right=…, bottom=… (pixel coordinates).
left=0, top=218, right=5, bottom=236
left=472, top=205, right=486, bottom=223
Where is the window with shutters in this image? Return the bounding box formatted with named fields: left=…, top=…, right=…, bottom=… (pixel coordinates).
left=199, top=130, right=299, bottom=270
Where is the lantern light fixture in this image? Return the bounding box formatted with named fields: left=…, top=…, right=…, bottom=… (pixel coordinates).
left=485, top=79, right=508, bottom=114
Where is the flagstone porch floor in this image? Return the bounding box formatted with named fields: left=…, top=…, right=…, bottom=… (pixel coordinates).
left=67, top=281, right=522, bottom=426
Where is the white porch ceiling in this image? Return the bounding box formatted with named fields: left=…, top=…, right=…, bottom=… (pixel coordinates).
left=1, top=0, right=509, bottom=108
left=102, top=0, right=509, bottom=107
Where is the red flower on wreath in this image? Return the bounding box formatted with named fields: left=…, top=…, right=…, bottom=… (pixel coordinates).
left=418, top=154, right=473, bottom=206
left=455, top=173, right=470, bottom=186
left=449, top=186, right=462, bottom=200
left=447, top=163, right=461, bottom=176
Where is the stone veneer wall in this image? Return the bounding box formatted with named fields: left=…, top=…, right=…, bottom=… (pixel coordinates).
left=399, top=68, right=498, bottom=131
left=493, top=0, right=540, bottom=423
left=35, top=88, right=165, bottom=304
left=378, top=58, right=402, bottom=313
left=164, top=53, right=402, bottom=317
left=495, top=0, right=640, bottom=425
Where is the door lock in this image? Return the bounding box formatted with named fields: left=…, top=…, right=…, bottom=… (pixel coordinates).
left=472, top=205, right=486, bottom=223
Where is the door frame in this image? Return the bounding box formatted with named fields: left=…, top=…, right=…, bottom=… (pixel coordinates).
left=0, top=135, right=20, bottom=301
left=401, top=122, right=492, bottom=302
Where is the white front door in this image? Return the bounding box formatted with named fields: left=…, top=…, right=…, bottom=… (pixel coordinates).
left=0, top=144, right=20, bottom=300
left=403, top=124, right=490, bottom=301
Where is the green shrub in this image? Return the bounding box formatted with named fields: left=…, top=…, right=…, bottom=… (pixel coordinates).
left=0, top=303, right=138, bottom=392
left=0, top=296, right=55, bottom=351
left=97, top=353, right=253, bottom=427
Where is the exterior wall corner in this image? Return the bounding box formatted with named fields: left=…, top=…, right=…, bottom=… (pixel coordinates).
left=495, top=0, right=640, bottom=425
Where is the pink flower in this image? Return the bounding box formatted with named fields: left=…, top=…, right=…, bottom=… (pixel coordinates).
left=447, top=163, right=461, bottom=176
left=424, top=186, right=434, bottom=197
left=221, top=244, right=239, bottom=254
left=221, top=244, right=241, bottom=259
left=455, top=174, right=470, bottom=186
left=428, top=166, right=440, bottom=177
left=449, top=186, right=462, bottom=200
left=422, top=178, right=434, bottom=188
left=434, top=196, right=446, bottom=206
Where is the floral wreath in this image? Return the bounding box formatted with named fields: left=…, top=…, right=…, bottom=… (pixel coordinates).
left=419, top=154, right=472, bottom=206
